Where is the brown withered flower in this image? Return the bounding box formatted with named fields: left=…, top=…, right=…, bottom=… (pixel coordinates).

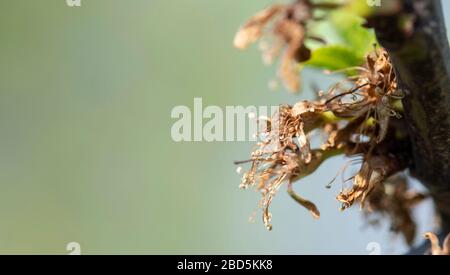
left=326, top=48, right=402, bottom=143
left=337, top=156, right=390, bottom=210
left=234, top=0, right=338, bottom=92
left=363, top=175, right=427, bottom=245
left=335, top=136, right=411, bottom=211
left=325, top=48, right=407, bottom=211
left=237, top=102, right=340, bottom=230
left=424, top=232, right=450, bottom=255
left=237, top=48, right=411, bottom=235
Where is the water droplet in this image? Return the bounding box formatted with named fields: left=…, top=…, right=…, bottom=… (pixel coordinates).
left=236, top=166, right=243, bottom=174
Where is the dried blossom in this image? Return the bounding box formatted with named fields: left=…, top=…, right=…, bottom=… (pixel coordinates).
left=363, top=175, right=427, bottom=245
left=234, top=0, right=338, bottom=92
left=236, top=48, right=412, bottom=238
left=233, top=5, right=286, bottom=50
left=326, top=48, right=402, bottom=143
left=238, top=102, right=333, bottom=230
left=327, top=48, right=407, bottom=211
left=337, top=156, right=388, bottom=210
left=424, top=232, right=450, bottom=255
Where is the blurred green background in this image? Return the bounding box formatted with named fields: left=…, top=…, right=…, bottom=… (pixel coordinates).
left=0, top=0, right=449, bottom=254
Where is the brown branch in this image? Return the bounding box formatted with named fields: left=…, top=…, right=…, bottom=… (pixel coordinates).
left=369, top=0, right=450, bottom=233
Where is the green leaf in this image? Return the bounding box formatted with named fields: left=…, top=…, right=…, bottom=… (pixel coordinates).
left=343, top=0, right=374, bottom=18
left=304, top=45, right=364, bottom=72
left=329, top=10, right=376, bottom=59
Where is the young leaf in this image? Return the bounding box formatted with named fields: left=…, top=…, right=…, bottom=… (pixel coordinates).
left=304, top=45, right=363, bottom=72
left=329, top=10, right=376, bottom=59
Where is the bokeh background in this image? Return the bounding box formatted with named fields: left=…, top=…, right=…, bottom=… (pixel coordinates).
left=0, top=0, right=449, bottom=254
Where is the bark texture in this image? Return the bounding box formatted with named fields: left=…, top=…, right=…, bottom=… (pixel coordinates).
left=370, top=0, right=450, bottom=235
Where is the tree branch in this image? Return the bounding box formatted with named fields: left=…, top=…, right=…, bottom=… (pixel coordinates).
left=369, top=0, right=450, bottom=233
